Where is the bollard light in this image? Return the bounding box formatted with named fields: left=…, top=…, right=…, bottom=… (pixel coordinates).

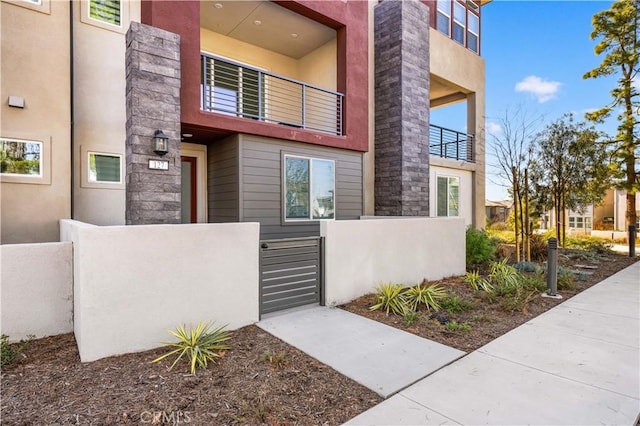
left=542, top=237, right=562, bottom=299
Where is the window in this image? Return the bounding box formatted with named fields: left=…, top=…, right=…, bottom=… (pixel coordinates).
left=0, top=138, right=42, bottom=177
left=437, top=176, right=459, bottom=217
left=452, top=1, right=466, bottom=45
left=202, top=57, right=262, bottom=119
left=467, top=12, right=479, bottom=53
left=436, top=0, right=451, bottom=37
left=88, top=152, right=122, bottom=183
left=585, top=217, right=592, bottom=229
left=89, top=0, right=121, bottom=26
left=284, top=155, right=335, bottom=221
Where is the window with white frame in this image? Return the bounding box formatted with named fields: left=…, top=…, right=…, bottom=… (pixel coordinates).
left=284, top=155, right=335, bottom=221
left=88, top=152, right=122, bottom=183
left=467, top=12, right=479, bottom=53
left=437, top=176, right=459, bottom=217
left=452, top=1, right=466, bottom=45
left=89, top=0, right=121, bottom=26
left=436, top=0, right=451, bottom=37
left=0, top=138, right=42, bottom=177
left=568, top=216, right=592, bottom=229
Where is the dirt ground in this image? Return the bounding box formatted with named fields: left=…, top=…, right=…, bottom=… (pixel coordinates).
left=342, top=249, right=638, bottom=352
left=2, top=249, right=636, bottom=425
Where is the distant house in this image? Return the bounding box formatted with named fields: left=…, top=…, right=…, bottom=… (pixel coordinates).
left=540, top=188, right=640, bottom=236
left=485, top=199, right=512, bottom=224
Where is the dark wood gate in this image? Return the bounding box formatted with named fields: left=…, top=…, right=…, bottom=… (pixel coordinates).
left=259, top=237, right=323, bottom=316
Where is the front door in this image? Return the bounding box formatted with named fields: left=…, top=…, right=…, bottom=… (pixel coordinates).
left=181, top=156, right=197, bottom=223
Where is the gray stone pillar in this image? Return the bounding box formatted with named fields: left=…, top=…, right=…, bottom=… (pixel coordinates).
left=125, top=22, right=181, bottom=225
left=374, top=0, right=430, bottom=216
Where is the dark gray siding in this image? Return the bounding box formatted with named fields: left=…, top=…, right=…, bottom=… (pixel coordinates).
left=208, top=135, right=239, bottom=222
left=239, top=135, right=363, bottom=239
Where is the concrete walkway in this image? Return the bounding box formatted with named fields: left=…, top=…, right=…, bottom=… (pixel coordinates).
left=348, top=261, right=640, bottom=425
left=257, top=306, right=464, bottom=398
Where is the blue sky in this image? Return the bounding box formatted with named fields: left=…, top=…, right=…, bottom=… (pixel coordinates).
left=431, top=0, right=621, bottom=201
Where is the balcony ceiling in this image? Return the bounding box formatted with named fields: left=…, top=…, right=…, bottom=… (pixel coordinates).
left=430, top=75, right=469, bottom=108
left=200, top=1, right=336, bottom=59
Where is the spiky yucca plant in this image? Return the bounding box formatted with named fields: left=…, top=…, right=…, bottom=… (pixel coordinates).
left=152, top=321, right=231, bottom=375
left=369, top=283, right=407, bottom=316
left=403, top=281, right=446, bottom=312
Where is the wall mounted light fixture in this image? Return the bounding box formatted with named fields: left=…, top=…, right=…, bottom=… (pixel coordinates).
left=153, top=130, right=169, bottom=156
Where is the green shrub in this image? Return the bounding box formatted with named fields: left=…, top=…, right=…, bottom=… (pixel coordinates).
left=1, top=334, right=33, bottom=368
left=557, top=267, right=576, bottom=290
left=370, top=283, right=407, bottom=316
left=152, top=321, right=231, bottom=375
left=261, top=351, right=287, bottom=370
left=514, top=261, right=538, bottom=273
left=529, top=233, right=549, bottom=261
left=403, top=310, right=419, bottom=327
left=403, top=280, right=446, bottom=312
left=489, top=259, right=520, bottom=292
left=466, top=228, right=496, bottom=267
left=566, top=236, right=613, bottom=254
left=465, top=270, right=494, bottom=292
left=499, top=286, right=538, bottom=313
left=440, top=294, right=474, bottom=313
left=445, top=321, right=472, bottom=332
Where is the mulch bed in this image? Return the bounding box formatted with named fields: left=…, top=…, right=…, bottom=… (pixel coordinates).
left=1, top=326, right=381, bottom=425
left=2, top=249, right=636, bottom=425
left=342, top=249, right=638, bottom=352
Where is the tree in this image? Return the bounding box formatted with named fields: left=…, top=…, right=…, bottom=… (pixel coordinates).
left=530, top=114, right=612, bottom=246
left=488, top=106, right=544, bottom=260
left=583, top=0, right=640, bottom=229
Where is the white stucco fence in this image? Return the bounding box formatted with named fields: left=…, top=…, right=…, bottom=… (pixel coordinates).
left=321, top=217, right=466, bottom=305
left=60, top=220, right=260, bottom=362
left=1, top=242, right=73, bottom=341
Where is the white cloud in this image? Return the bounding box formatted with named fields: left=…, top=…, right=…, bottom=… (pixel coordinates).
left=515, top=75, right=562, bottom=103
left=486, top=121, right=503, bottom=137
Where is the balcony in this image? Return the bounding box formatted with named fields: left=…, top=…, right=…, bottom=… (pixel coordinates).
left=201, top=54, right=344, bottom=136
left=430, top=124, right=474, bottom=163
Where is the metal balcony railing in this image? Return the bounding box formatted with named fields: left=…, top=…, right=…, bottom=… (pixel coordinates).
left=201, top=54, right=343, bottom=136
left=429, top=124, right=475, bottom=163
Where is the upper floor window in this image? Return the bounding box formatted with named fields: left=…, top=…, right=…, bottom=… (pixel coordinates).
left=436, top=0, right=451, bottom=37
left=452, top=1, right=466, bottom=46
left=89, top=0, right=121, bottom=26
left=434, top=1, right=481, bottom=54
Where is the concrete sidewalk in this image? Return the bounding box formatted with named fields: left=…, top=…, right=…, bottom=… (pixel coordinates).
left=348, top=261, right=640, bottom=425
left=257, top=306, right=464, bottom=398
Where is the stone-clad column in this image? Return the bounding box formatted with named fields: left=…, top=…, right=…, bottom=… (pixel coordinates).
left=374, top=0, right=430, bottom=216
left=125, top=22, right=181, bottom=225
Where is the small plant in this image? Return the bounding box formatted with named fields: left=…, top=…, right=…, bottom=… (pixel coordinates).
left=465, top=270, right=493, bottom=292
left=403, top=280, right=446, bottom=312
left=370, top=283, right=407, bottom=316
left=500, top=286, right=538, bottom=313
left=403, top=310, right=419, bottom=326
left=445, top=321, right=472, bottom=332
left=514, top=261, right=538, bottom=273
left=489, top=259, right=520, bottom=293
left=152, top=321, right=231, bottom=375
left=466, top=227, right=496, bottom=267
left=260, top=350, right=288, bottom=369
left=557, top=266, right=576, bottom=290
left=1, top=334, right=34, bottom=368
left=440, top=294, right=474, bottom=314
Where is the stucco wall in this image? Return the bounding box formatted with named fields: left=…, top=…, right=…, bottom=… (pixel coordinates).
left=429, top=28, right=486, bottom=228
left=0, top=242, right=73, bottom=340
left=430, top=162, right=474, bottom=227
left=321, top=217, right=465, bottom=306
left=1, top=0, right=71, bottom=243
left=60, top=220, right=260, bottom=362
left=72, top=0, right=141, bottom=226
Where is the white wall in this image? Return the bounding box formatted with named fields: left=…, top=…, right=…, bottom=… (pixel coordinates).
left=60, top=220, right=260, bottom=362
left=321, top=217, right=465, bottom=306
left=1, top=242, right=73, bottom=340
left=430, top=163, right=474, bottom=227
